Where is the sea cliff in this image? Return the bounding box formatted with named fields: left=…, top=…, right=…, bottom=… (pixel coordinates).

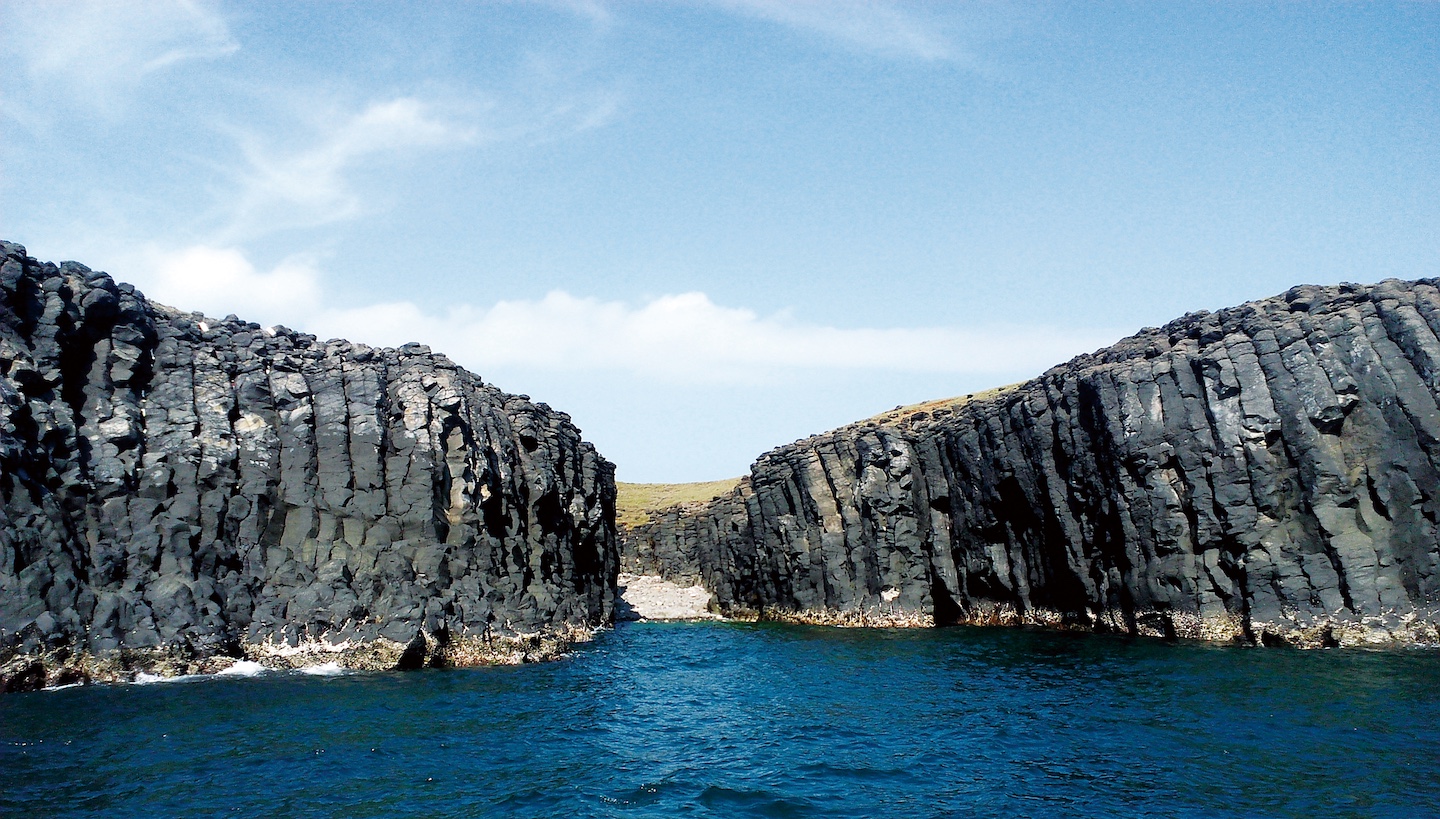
left=0, top=242, right=616, bottom=690
left=623, top=279, right=1440, bottom=647
left=6, top=238, right=1438, bottom=695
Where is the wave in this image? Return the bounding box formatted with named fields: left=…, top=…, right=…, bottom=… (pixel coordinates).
left=130, top=660, right=270, bottom=685
left=216, top=661, right=270, bottom=677
left=42, top=682, right=85, bottom=692
left=133, top=672, right=205, bottom=685
left=298, top=662, right=349, bottom=677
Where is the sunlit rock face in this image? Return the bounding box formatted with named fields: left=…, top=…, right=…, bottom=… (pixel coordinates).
left=625, top=278, right=1440, bottom=647
left=0, top=242, right=616, bottom=671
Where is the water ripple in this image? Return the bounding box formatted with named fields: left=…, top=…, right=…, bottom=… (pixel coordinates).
left=2, top=623, right=1438, bottom=818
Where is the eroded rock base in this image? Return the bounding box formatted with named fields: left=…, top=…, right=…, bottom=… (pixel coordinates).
left=943, top=603, right=1440, bottom=647
left=733, top=603, right=1440, bottom=647
left=0, top=625, right=595, bottom=693
left=744, top=607, right=934, bottom=628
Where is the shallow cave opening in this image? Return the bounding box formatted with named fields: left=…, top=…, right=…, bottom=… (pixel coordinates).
left=929, top=574, right=965, bottom=627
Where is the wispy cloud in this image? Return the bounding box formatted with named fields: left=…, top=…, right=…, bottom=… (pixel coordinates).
left=528, top=0, right=615, bottom=27
left=8, top=0, right=237, bottom=111
left=697, top=0, right=953, bottom=60
left=129, top=245, right=1117, bottom=385
left=5, top=0, right=618, bottom=240
left=218, top=98, right=479, bottom=241
left=209, top=87, right=621, bottom=241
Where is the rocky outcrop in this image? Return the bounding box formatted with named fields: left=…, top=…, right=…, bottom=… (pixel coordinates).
left=624, top=279, right=1440, bottom=646
left=0, top=242, right=616, bottom=689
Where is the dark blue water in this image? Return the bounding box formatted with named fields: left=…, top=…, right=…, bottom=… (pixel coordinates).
left=4, top=622, right=1438, bottom=818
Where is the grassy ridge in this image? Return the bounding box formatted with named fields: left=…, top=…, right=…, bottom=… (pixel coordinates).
left=860, top=383, right=1020, bottom=427
left=615, top=479, right=742, bottom=529
left=614, top=384, right=1021, bottom=529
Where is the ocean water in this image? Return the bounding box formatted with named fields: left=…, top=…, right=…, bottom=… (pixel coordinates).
left=3, top=622, right=1438, bottom=819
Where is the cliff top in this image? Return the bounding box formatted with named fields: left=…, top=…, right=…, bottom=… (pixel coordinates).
left=860, top=383, right=1023, bottom=428
left=615, top=479, right=743, bottom=529
left=614, top=386, right=1025, bottom=529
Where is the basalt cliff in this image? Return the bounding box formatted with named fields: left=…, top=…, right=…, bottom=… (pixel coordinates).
left=6, top=240, right=1440, bottom=695
left=623, top=279, right=1440, bottom=647
left=0, top=242, right=616, bottom=690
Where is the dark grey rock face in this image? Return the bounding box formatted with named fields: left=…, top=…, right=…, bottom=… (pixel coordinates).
left=624, top=279, right=1440, bottom=645
left=0, top=242, right=616, bottom=670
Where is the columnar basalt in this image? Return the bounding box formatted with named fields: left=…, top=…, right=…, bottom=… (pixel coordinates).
left=0, top=242, right=616, bottom=689
left=624, top=279, right=1440, bottom=646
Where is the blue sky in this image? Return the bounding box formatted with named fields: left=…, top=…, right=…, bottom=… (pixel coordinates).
left=4, top=1, right=1438, bottom=481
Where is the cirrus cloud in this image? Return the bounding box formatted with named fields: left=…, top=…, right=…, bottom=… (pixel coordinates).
left=219, top=98, right=481, bottom=241
left=700, top=0, right=954, bottom=61
left=7, top=0, right=237, bottom=112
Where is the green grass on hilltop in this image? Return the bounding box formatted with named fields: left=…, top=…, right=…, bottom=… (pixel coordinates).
left=614, top=384, right=1021, bottom=530
left=615, top=478, right=742, bottom=529
left=862, top=383, right=1022, bottom=427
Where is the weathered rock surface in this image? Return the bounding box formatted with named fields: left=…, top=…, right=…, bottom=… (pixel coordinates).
left=0, top=242, right=616, bottom=689
left=624, top=279, right=1440, bottom=646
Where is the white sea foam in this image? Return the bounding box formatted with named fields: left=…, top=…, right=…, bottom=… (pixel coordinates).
left=216, top=660, right=269, bottom=677
left=133, top=672, right=203, bottom=685
left=298, top=662, right=349, bottom=677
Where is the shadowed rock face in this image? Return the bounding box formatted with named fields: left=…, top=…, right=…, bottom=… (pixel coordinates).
left=624, top=279, right=1440, bottom=646
left=0, top=242, right=616, bottom=671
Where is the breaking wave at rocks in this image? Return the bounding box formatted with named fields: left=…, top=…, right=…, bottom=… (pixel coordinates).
left=120, top=659, right=351, bottom=686
left=215, top=660, right=270, bottom=677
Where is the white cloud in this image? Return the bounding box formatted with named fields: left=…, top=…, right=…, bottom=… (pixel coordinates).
left=132, top=245, right=1115, bottom=383
left=206, top=86, right=620, bottom=241
left=131, top=244, right=324, bottom=327
left=221, top=98, right=479, bottom=241
left=698, top=0, right=953, bottom=60
left=315, top=290, right=1115, bottom=383
left=112, top=243, right=1117, bottom=382
left=9, top=0, right=237, bottom=108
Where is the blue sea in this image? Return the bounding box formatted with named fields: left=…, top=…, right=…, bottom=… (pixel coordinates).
left=4, top=622, right=1438, bottom=818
